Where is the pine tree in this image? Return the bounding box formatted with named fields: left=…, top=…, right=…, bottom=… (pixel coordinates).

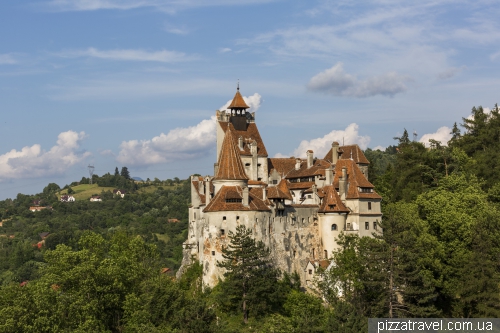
left=217, top=225, right=280, bottom=323
left=114, top=167, right=119, bottom=176
left=120, top=166, right=130, bottom=179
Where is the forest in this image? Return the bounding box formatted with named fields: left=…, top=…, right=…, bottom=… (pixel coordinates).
left=0, top=105, right=500, bottom=332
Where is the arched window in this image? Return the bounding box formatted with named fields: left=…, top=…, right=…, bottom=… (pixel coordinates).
left=331, top=224, right=337, bottom=231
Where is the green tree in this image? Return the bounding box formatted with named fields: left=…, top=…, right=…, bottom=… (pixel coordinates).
left=217, top=225, right=280, bottom=323
left=121, top=167, right=130, bottom=180
left=114, top=167, right=120, bottom=176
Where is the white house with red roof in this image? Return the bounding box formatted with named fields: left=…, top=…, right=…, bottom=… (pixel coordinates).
left=178, top=88, right=382, bottom=287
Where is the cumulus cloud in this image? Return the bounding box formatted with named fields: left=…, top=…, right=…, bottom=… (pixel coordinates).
left=117, top=116, right=217, bottom=166
left=372, top=145, right=385, bottom=151
left=219, top=48, right=232, bottom=53
left=419, top=126, right=452, bottom=147
left=274, top=123, right=370, bottom=158
left=307, top=62, right=411, bottom=98
left=219, top=93, right=262, bottom=113
left=437, top=66, right=465, bottom=80
left=57, top=47, right=194, bottom=62
left=0, top=54, right=17, bottom=65
left=0, top=131, right=90, bottom=180
left=117, top=93, right=263, bottom=166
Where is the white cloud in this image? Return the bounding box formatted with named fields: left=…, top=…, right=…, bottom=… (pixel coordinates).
left=100, top=149, right=115, bottom=156
left=219, top=93, right=262, bottom=113
left=57, top=47, right=194, bottom=62
left=219, top=48, right=232, bottom=53
left=419, top=126, right=452, bottom=147
left=276, top=123, right=370, bottom=158
left=164, top=24, right=189, bottom=35
left=372, top=145, right=385, bottom=151
left=0, top=131, right=90, bottom=180
left=117, top=116, right=217, bottom=166
left=437, top=66, right=465, bottom=80
left=0, top=54, right=18, bottom=65
left=490, top=51, right=500, bottom=61
left=307, top=63, right=411, bottom=98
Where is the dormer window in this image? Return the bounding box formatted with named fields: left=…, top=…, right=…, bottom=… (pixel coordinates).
left=226, top=198, right=242, bottom=203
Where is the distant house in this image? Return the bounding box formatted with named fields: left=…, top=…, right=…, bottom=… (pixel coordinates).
left=305, top=259, right=331, bottom=288
left=60, top=195, right=75, bottom=202
left=30, top=206, right=48, bottom=212
left=113, top=189, right=126, bottom=198
left=168, top=218, right=180, bottom=223
left=32, top=199, right=42, bottom=206
left=90, top=196, right=102, bottom=202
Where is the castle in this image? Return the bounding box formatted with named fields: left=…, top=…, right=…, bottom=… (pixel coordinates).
left=178, top=88, right=382, bottom=287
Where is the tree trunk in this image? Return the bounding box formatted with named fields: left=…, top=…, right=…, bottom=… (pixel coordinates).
left=243, top=296, right=248, bottom=324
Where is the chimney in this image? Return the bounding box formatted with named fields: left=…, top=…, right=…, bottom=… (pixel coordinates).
left=243, top=186, right=249, bottom=207
left=262, top=187, right=267, bottom=201
left=251, top=141, right=258, bottom=180
left=238, top=136, right=243, bottom=150
left=307, top=150, right=314, bottom=168
left=325, top=167, right=333, bottom=185
left=331, top=141, right=339, bottom=165
left=198, top=178, right=204, bottom=195
left=339, top=166, right=347, bottom=200
left=295, top=158, right=301, bottom=171
left=312, top=184, right=318, bottom=204
left=204, top=177, right=211, bottom=206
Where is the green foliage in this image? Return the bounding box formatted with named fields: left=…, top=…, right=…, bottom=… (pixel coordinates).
left=217, top=225, right=282, bottom=323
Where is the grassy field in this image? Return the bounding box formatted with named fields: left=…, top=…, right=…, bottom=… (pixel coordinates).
left=58, top=184, right=116, bottom=201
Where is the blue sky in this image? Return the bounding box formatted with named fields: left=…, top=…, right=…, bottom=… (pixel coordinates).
left=1, top=0, right=499, bottom=199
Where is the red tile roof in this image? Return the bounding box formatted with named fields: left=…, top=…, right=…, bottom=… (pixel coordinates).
left=333, top=160, right=381, bottom=199
left=267, top=179, right=293, bottom=200
left=221, top=122, right=268, bottom=157
left=286, top=159, right=330, bottom=179
left=214, top=127, right=249, bottom=181
left=324, top=144, right=370, bottom=164
left=228, top=90, right=250, bottom=109
left=268, top=157, right=297, bottom=177
left=318, top=185, right=350, bottom=213
left=204, top=185, right=271, bottom=212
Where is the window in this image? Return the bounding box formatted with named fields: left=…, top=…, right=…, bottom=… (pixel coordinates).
left=331, top=224, right=337, bottom=231
left=368, top=202, right=372, bottom=210
left=245, top=163, right=250, bottom=166
left=373, top=221, right=378, bottom=230
left=324, top=250, right=328, bottom=258
left=212, top=251, right=215, bottom=256
left=347, top=223, right=351, bottom=230
left=302, top=218, right=305, bottom=224
left=223, top=216, right=226, bottom=220
left=226, top=198, right=242, bottom=203
left=307, top=195, right=312, bottom=199
left=194, top=212, right=196, bottom=219
left=221, top=229, right=225, bottom=236
left=272, top=179, right=278, bottom=184
left=236, top=216, right=239, bottom=221
left=309, top=269, right=313, bottom=275
left=312, top=248, right=315, bottom=259
left=365, top=221, right=369, bottom=230
left=293, top=250, right=296, bottom=258
left=257, top=163, right=261, bottom=167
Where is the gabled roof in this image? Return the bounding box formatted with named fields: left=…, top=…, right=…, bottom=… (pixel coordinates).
left=215, top=127, right=249, bottom=181
left=204, top=185, right=271, bottom=212
left=268, top=157, right=297, bottom=177
left=324, top=144, right=370, bottom=164
left=318, top=185, right=350, bottom=213
left=267, top=179, right=293, bottom=200
left=220, top=122, right=268, bottom=157
left=228, top=89, right=250, bottom=109
left=333, top=160, right=381, bottom=199
left=286, top=159, right=330, bottom=179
